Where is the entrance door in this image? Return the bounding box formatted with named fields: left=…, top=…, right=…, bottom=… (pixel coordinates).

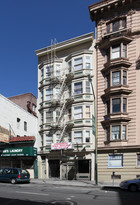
left=49, top=160, right=60, bottom=178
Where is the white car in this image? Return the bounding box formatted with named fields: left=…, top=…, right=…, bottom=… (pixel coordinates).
left=120, top=178, right=140, bottom=192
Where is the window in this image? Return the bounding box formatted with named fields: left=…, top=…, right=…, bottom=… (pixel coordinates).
left=107, top=74, right=110, bottom=88
left=112, top=125, right=120, bottom=140
left=107, top=100, right=110, bottom=114
left=112, top=71, right=121, bottom=86
left=41, top=112, right=44, bottom=123
left=107, top=43, right=127, bottom=61
left=137, top=154, right=140, bottom=166
left=46, top=88, right=53, bottom=100
left=41, top=68, right=44, bottom=79
left=74, top=106, right=83, bottom=119
left=86, top=106, right=90, bottom=118
left=74, top=57, right=83, bottom=71
left=123, top=71, right=127, bottom=85
left=46, top=135, right=53, bottom=144
left=56, top=134, right=60, bottom=143
left=17, top=118, right=20, bottom=129
left=56, top=111, right=60, bottom=121
left=46, top=112, right=53, bottom=122
left=123, top=44, right=127, bottom=58
left=106, top=18, right=126, bottom=34
left=106, top=124, right=127, bottom=141
left=56, top=65, right=60, bottom=76
left=112, top=98, right=121, bottom=113
left=86, top=81, right=90, bottom=93
left=86, top=56, right=90, bottom=69
left=112, top=45, right=121, bottom=59
left=86, top=131, right=90, bottom=142
left=107, top=127, right=110, bottom=141
left=41, top=90, right=44, bottom=102
left=24, top=121, right=27, bottom=131
left=74, top=82, right=82, bottom=95
left=46, top=65, right=53, bottom=78
left=113, top=20, right=120, bottom=32
left=68, top=109, right=71, bottom=120
left=56, top=87, right=60, bottom=99
left=122, top=125, right=126, bottom=140
left=123, top=98, right=127, bottom=112
left=74, top=131, right=82, bottom=143
left=108, top=154, right=123, bottom=168
left=107, top=23, right=110, bottom=33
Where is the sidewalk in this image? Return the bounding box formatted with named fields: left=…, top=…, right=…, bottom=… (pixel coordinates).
left=30, top=178, right=120, bottom=189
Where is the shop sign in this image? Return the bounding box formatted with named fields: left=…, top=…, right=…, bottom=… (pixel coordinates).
left=0, top=146, right=37, bottom=157
left=51, top=143, right=72, bottom=150
left=0, top=125, right=9, bottom=143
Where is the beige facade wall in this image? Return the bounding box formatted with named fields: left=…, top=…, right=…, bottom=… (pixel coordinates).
left=98, top=152, right=140, bottom=183
left=89, top=0, right=140, bottom=183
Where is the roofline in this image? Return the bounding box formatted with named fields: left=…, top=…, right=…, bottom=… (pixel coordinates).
left=35, top=32, right=94, bottom=57
left=8, top=92, right=37, bottom=99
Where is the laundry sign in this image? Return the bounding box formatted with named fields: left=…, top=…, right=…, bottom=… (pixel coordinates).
left=51, top=143, right=72, bottom=150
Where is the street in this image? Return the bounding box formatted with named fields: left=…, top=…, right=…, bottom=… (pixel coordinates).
left=0, top=182, right=140, bottom=205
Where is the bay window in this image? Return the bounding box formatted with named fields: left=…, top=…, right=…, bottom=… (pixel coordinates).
left=86, top=81, right=90, bottom=93
left=46, top=88, right=53, bottom=100
left=112, top=125, right=120, bottom=140
left=74, top=82, right=82, bottom=95
left=46, top=112, right=53, bottom=122
left=74, top=57, right=83, bottom=71
left=86, top=131, right=90, bottom=142
left=86, top=56, right=90, bottom=69
left=74, top=131, right=82, bottom=143
left=46, top=65, right=53, bottom=78
left=106, top=124, right=127, bottom=141
left=112, top=98, right=121, bottom=113
left=74, top=106, right=83, bottom=119
left=112, top=71, right=121, bottom=86
left=106, top=43, right=127, bottom=61
left=86, top=106, right=90, bottom=118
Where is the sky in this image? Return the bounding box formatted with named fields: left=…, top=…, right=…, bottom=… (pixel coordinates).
left=0, top=0, right=99, bottom=98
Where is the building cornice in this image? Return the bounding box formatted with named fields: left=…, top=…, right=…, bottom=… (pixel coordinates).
left=35, top=32, right=94, bottom=57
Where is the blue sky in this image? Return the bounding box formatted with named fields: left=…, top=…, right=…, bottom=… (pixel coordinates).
left=0, top=0, right=99, bottom=98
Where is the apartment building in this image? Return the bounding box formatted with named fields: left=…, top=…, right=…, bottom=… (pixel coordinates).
left=36, top=33, right=96, bottom=180
left=89, top=0, right=140, bottom=183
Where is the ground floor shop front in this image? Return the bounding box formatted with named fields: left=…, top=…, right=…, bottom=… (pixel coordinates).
left=0, top=146, right=38, bottom=178
left=38, top=150, right=95, bottom=181
left=98, top=147, right=140, bottom=184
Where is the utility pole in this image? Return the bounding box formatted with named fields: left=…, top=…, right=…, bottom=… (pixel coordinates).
left=88, top=74, right=98, bottom=185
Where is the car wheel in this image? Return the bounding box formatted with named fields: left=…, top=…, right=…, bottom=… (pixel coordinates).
left=129, top=184, right=137, bottom=192
left=10, top=178, right=17, bottom=184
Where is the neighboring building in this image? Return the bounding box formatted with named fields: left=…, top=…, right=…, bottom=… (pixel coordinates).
left=9, top=93, right=37, bottom=117
left=89, top=0, right=140, bottom=183
left=36, top=33, right=96, bottom=180
left=0, top=94, right=38, bottom=178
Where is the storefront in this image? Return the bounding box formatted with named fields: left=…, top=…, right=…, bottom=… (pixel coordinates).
left=0, top=146, right=38, bottom=178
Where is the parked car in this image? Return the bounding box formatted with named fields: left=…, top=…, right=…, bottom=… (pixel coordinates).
left=0, top=168, right=30, bottom=184
left=120, top=178, right=140, bottom=192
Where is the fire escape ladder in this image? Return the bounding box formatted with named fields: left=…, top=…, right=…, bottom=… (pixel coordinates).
left=57, top=75, right=66, bottom=101
left=59, top=124, right=67, bottom=143
left=57, top=100, right=66, bottom=125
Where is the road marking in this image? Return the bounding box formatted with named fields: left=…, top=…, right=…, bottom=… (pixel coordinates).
left=16, top=191, right=49, bottom=196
